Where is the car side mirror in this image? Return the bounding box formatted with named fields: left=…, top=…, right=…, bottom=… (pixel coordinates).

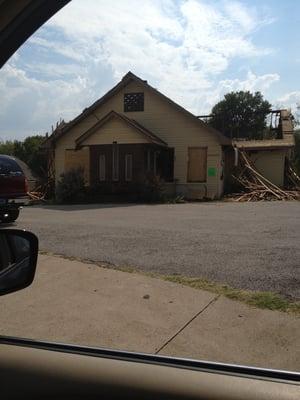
left=0, top=229, right=38, bottom=296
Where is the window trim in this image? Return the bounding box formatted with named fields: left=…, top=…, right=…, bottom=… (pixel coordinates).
left=112, top=142, right=119, bottom=182
left=147, top=150, right=151, bottom=172
left=98, top=154, right=106, bottom=182
left=125, top=153, right=133, bottom=182
left=153, top=151, right=158, bottom=176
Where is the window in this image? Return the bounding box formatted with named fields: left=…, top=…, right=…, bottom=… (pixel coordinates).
left=0, top=157, right=23, bottom=175
left=99, top=154, right=106, bottom=181
left=153, top=151, right=158, bottom=176
left=112, top=142, right=119, bottom=181
left=146, top=150, right=158, bottom=175
left=125, top=154, right=133, bottom=182
left=147, top=150, right=151, bottom=172
left=124, top=92, right=144, bottom=112
left=187, top=147, right=207, bottom=182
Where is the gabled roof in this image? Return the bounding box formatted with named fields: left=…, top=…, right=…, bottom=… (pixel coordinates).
left=76, top=110, right=168, bottom=148
left=45, top=71, right=230, bottom=146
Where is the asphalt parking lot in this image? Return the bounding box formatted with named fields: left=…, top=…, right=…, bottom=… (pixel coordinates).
left=13, top=201, right=300, bottom=299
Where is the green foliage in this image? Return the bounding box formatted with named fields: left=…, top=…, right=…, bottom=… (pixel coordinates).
left=139, top=173, right=165, bottom=203
left=55, top=168, right=86, bottom=204
left=0, top=140, right=15, bottom=155
left=164, top=194, right=185, bottom=204
left=161, top=275, right=299, bottom=314
left=210, top=91, right=272, bottom=139
left=293, top=129, right=300, bottom=174
left=138, top=174, right=186, bottom=204
left=0, top=135, right=47, bottom=178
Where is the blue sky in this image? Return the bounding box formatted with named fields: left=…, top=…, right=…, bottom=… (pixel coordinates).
left=0, top=0, right=299, bottom=140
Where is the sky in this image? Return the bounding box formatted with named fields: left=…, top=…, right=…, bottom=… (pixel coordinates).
left=0, top=0, right=299, bottom=141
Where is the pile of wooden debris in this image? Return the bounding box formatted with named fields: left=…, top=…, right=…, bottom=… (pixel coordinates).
left=285, top=162, right=300, bottom=190
left=27, top=180, right=54, bottom=203
left=229, top=151, right=300, bottom=202
left=27, top=189, right=45, bottom=202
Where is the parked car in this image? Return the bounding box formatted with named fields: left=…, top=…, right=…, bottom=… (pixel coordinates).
left=0, top=154, right=29, bottom=223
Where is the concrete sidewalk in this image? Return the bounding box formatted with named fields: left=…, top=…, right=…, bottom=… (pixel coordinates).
left=0, top=254, right=299, bottom=370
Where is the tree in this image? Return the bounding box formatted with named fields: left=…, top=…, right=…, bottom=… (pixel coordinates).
left=210, top=91, right=272, bottom=139
left=0, top=135, right=47, bottom=178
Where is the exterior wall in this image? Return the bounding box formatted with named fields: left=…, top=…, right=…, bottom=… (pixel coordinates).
left=54, top=79, right=223, bottom=198
left=55, top=113, right=97, bottom=185
left=248, top=150, right=287, bottom=187
left=64, top=147, right=90, bottom=184
left=82, top=117, right=150, bottom=146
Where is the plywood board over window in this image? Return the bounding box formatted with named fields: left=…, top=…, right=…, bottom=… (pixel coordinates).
left=187, top=147, right=207, bottom=182
left=64, top=148, right=90, bottom=184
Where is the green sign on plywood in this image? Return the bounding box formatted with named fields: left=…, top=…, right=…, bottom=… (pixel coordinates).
left=208, top=167, right=217, bottom=177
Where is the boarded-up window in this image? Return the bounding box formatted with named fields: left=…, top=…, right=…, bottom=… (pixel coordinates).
left=187, top=147, right=207, bottom=182
left=125, top=154, right=133, bottom=182
left=64, top=148, right=89, bottom=184
left=99, top=154, right=106, bottom=181
left=112, top=142, right=119, bottom=181
left=124, top=92, right=144, bottom=112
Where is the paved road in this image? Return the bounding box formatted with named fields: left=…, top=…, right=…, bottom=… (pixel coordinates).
left=12, top=201, right=300, bottom=299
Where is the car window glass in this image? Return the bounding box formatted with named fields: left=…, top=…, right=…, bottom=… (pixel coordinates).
left=0, top=158, right=23, bottom=175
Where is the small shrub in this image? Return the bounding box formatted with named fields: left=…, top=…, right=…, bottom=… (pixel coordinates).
left=55, top=167, right=86, bottom=204
left=138, top=173, right=165, bottom=203
left=163, top=194, right=185, bottom=204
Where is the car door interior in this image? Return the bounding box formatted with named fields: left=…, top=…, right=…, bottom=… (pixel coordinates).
left=0, top=336, right=299, bottom=399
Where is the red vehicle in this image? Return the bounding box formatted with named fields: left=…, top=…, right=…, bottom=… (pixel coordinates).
left=0, top=154, right=29, bottom=223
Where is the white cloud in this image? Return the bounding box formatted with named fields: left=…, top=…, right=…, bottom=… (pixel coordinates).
left=0, top=64, right=93, bottom=140
left=277, top=91, right=300, bottom=105
left=275, top=91, right=300, bottom=120
left=177, top=71, right=280, bottom=115
left=47, top=0, right=273, bottom=79
left=0, top=0, right=279, bottom=138
left=29, top=37, right=86, bottom=62
left=224, top=1, right=275, bottom=33
left=22, top=61, right=85, bottom=79
left=219, top=71, right=280, bottom=93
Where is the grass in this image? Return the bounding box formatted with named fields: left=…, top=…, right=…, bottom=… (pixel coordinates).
left=159, top=275, right=300, bottom=314
left=39, top=252, right=300, bottom=315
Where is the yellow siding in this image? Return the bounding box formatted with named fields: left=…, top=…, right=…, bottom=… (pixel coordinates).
left=64, top=148, right=90, bottom=185
left=249, top=150, right=287, bottom=187
left=55, top=114, right=97, bottom=184
left=82, top=117, right=149, bottom=145
left=54, top=79, right=223, bottom=197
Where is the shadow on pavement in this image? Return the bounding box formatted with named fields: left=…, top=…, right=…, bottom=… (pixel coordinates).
left=26, top=203, right=157, bottom=211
